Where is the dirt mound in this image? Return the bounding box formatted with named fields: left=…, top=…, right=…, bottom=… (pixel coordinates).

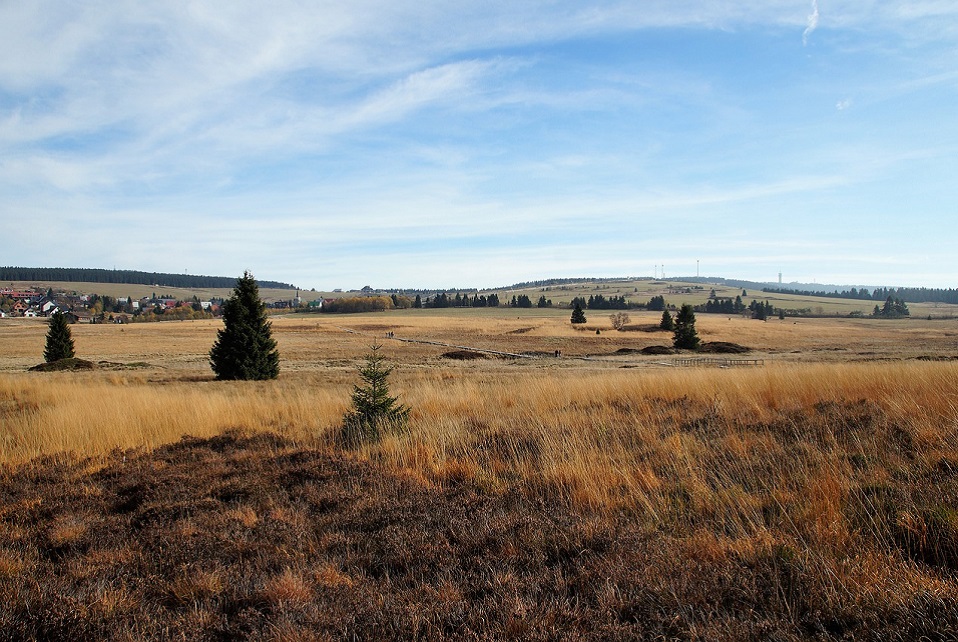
left=619, top=324, right=662, bottom=333
left=614, top=347, right=642, bottom=354
left=441, top=350, right=487, bottom=360
left=98, top=360, right=153, bottom=370
left=641, top=345, right=676, bottom=355
left=506, top=327, right=534, bottom=334
left=28, top=357, right=97, bottom=372
left=699, top=341, right=751, bottom=354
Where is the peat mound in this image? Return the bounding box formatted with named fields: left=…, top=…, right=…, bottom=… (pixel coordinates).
left=506, top=327, right=534, bottom=334
left=698, top=341, right=751, bottom=354
left=28, top=357, right=96, bottom=372
left=619, top=324, right=662, bottom=332
left=641, top=345, right=676, bottom=355
left=441, top=350, right=488, bottom=360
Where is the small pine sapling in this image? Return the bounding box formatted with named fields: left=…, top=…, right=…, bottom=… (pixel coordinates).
left=341, top=344, right=410, bottom=447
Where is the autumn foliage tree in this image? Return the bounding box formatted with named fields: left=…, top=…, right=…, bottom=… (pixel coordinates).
left=609, top=312, right=630, bottom=330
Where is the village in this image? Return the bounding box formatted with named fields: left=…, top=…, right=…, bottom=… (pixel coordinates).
left=0, top=287, right=225, bottom=323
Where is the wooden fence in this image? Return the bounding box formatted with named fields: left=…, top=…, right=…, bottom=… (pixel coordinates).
left=670, top=358, right=765, bottom=368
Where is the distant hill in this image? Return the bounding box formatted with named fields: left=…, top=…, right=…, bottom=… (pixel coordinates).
left=498, top=275, right=958, bottom=306
left=0, top=267, right=296, bottom=291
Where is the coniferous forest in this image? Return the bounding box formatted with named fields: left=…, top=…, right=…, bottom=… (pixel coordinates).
left=0, top=267, right=295, bottom=290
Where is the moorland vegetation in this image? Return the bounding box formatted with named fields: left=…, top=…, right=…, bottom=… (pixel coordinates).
left=1, top=280, right=957, bottom=639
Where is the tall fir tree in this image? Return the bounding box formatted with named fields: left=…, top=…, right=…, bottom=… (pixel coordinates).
left=672, top=304, right=700, bottom=350
left=209, top=271, right=279, bottom=380
left=659, top=308, right=675, bottom=331
left=570, top=302, right=587, bottom=324
left=44, top=310, right=75, bottom=362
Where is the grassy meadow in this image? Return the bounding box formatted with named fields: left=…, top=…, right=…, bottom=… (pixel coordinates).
left=2, top=301, right=958, bottom=639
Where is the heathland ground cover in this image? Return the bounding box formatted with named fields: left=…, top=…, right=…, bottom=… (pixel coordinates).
left=1, top=305, right=958, bottom=639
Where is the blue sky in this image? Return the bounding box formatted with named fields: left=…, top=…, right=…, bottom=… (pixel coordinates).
left=2, top=1, right=956, bottom=290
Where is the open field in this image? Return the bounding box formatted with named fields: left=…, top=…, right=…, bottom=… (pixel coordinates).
left=497, top=278, right=958, bottom=317
left=2, top=308, right=958, bottom=638
left=8, top=276, right=958, bottom=314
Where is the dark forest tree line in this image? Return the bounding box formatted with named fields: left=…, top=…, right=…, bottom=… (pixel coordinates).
left=702, top=296, right=747, bottom=315
left=569, top=294, right=632, bottom=310
left=428, top=292, right=501, bottom=308
left=0, top=267, right=295, bottom=290
left=762, top=285, right=958, bottom=305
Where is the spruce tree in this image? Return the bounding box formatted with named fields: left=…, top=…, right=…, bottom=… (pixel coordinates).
left=341, top=344, right=409, bottom=446
left=570, top=302, right=587, bottom=324
left=672, top=304, right=700, bottom=350
left=209, top=271, right=279, bottom=380
left=659, top=308, right=675, bottom=331
left=44, top=310, right=75, bottom=362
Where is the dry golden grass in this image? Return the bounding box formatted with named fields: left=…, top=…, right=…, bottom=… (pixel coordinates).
left=0, top=310, right=958, bottom=639
left=3, top=308, right=958, bottom=620
left=2, top=309, right=957, bottom=471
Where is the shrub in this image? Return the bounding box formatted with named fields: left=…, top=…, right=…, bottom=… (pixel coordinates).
left=609, top=312, right=631, bottom=330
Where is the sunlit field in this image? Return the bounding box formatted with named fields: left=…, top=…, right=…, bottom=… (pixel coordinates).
left=3, top=309, right=958, bottom=638
left=2, top=309, right=957, bottom=472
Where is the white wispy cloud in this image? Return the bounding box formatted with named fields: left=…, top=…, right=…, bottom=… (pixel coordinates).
left=803, top=0, right=820, bottom=45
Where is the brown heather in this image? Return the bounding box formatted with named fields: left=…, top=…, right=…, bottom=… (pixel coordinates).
left=1, top=311, right=958, bottom=639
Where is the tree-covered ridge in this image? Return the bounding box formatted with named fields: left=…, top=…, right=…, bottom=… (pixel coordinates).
left=762, top=286, right=958, bottom=305
left=505, top=277, right=628, bottom=289
left=0, top=267, right=296, bottom=290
